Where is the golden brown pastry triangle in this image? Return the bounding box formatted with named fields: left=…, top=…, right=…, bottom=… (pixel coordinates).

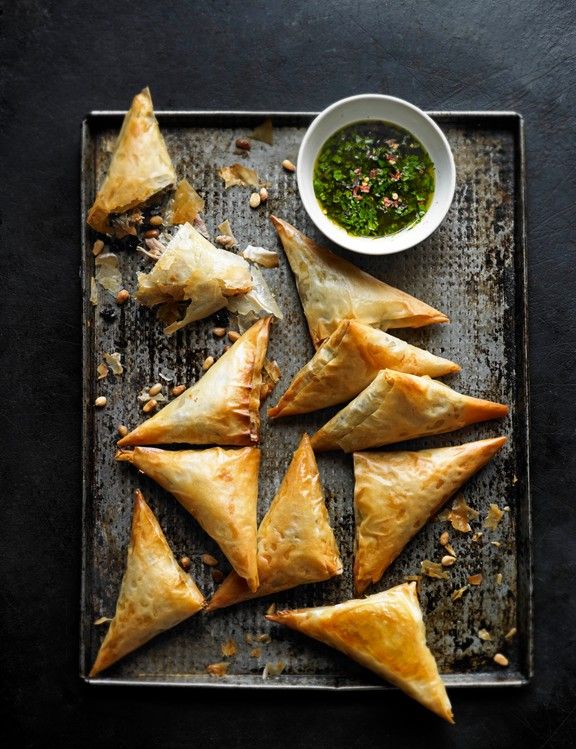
left=117, top=316, right=271, bottom=447
left=267, top=582, right=453, bottom=722
left=206, top=434, right=342, bottom=611
left=271, top=216, right=448, bottom=348
left=310, top=369, right=508, bottom=452
left=353, top=437, right=506, bottom=594
left=87, top=87, right=176, bottom=235
left=89, top=490, right=205, bottom=677
left=269, top=319, right=460, bottom=418
left=116, top=446, right=260, bottom=591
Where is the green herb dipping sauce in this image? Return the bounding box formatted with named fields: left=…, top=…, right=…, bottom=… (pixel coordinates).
left=313, top=121, right=435, bottom=237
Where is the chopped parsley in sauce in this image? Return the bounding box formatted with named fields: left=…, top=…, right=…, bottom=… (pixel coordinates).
left=313, top=121, right=435, bottom=237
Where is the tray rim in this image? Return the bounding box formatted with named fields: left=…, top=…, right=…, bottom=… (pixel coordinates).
left=80, top=109, right=532, bottom=690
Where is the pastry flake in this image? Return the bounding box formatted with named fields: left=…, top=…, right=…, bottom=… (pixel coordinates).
left=271, top=216, right=448, bottom=348
left=89, top=490, right=205, bottom=677
left=117, top=316, right=271, bottom=447
left=170, top=179, right=205, bottom=224
left=116, top=446, right=260, bottom=590
left=87, top=88, right=176, bottom=235
left=136, top=222, right=253, bottom=335
left=206, top=434, right=342, bottom=611
left=267, top=582, right=453, bottom=722
left=310, top=369, right=509, bottom=452
left=353, top=438, right=506, bottom=593
left=269, top=320, right=460, bottom=419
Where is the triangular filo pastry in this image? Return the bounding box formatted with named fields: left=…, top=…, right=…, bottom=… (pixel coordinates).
left=353, top=437, right=506, bottom=594
left=206, top=434, right=342, bottom=611
left=269, top=320, right=460, bottom=418
left=136, top=222, right=253, bottom=335
left=271, top=216, right=448, bottom=348
left=89, top=490, right=205, bottom=677
left=267, top=583, right=453, bottom=722
left=310, top=369, right=508, bottom=453
left=87, top=87, right=176, bottom=235
left=116, top=446, right=260, bottom=591
left=117, top=316, right=271, bottom=447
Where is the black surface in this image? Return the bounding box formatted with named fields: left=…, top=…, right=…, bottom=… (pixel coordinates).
left=1, top=1, right=575, bottom=747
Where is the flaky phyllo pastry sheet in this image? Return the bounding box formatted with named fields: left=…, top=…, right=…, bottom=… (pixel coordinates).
left=90, top=490, right=205, bottom=677
left=269, top=319, right=460, bottom=418
left=87, top=88, right=176, bottom=236
left=117, top=446, right=260, bottom=591
left=118, top=317, right=272, bottom=447
left=267, top=583, right=453, bottom=722
left=352, top=437, right=506, bottom=594
left=206, top=434, right=342, bottom=611
left=271, top=215, right=448, bottom=348
left=310, top=369, right=508, bottom=452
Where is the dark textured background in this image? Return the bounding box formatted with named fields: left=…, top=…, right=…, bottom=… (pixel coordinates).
left=1, top=1, right=575, bottom=747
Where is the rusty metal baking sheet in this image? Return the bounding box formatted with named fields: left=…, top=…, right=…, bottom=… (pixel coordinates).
left=80, top=111, right=531, bottom=688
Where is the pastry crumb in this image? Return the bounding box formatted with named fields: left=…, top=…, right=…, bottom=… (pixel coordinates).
left=221, top=639, right=237, bottom=657
left=504, top=627, right=517, bottom=640
left=451, top=585, right=469, bottom=601
left=468, top=573, right=483, bottom=586
left=421, top=560, right=449, bottom=579
left=478, top=628, right=491, bottom=641
left=206, top=662, right=228, bottom=677
left=485, top=503, right=505, bottom=530
left=446, top=494, right=479, bottom=532
left=262, top=661, right=285, bottom=679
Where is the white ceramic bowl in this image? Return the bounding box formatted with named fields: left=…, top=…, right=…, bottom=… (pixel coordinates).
left=297, top=94, right=456, bottom=255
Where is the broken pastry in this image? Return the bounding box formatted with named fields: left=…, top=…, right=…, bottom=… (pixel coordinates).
left=267, top=583, right=453, bottom=722
left=87, top=87, right=176, bottom=236
left=117, top=316, right=271, bottom=447
left=89, top=490, right=205, bottom=676
left=310, top=369, right=508, bottom=452
left=136, top=222, right=253, bottom=335
left=353, top=437, right=506, bottom=594
left=271, top=216, right=448, bottom=348
left=116, top=446, right=260, bottom=590
left=269, top=319, right=460, bottom=418
left=206, top=434, right=342, bottom=611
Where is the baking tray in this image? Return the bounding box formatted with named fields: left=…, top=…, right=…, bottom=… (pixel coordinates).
left=80, top=111, right=531, bottom=688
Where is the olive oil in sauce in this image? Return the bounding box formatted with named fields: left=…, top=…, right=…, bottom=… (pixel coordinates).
left=313, top=121, right=435, bottom=237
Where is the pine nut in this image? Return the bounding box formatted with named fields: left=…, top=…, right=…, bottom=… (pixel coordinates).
left=235, top=138, right=251, bottom=150
left=259, top=187, right=269, bottom=202
left=117, top=424, right=128, bottom=437
left=116, top=289, right=130, bottom=304
left=212, top=327, right=226, bottom=337
left=493, top=653, right=509, bottom=667
left=282, top=159, right=296, bottom=172
left=94, top=396, right=107, bottom=407
left=144, top=229, right=160, bottom=238
left=211, top=569, right=224, bottom=583
left=439, top=531, right=450, bottom=546
left=201, top=554, right=218, bottom=566
left=149, top=215, right=163, bottom=226
left=202, top=356, right=215, bottom=371
left=92, top=239, right=105, bottom=256
left=228, top=331, right=240, bottom=342
left=441, top=555, right=457, bottom=566
left=249, top=192, right=261, bottom=208
left=143, top=398, right=158, bottom=413
left=171, top=384, right=186, bottom=397
left=148, top=383, right=162, bottom=397
left=179, top=556, right=191, bottom=571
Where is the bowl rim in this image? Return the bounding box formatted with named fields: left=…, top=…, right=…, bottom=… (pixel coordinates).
left=296, top=93, right=456, bottom=256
